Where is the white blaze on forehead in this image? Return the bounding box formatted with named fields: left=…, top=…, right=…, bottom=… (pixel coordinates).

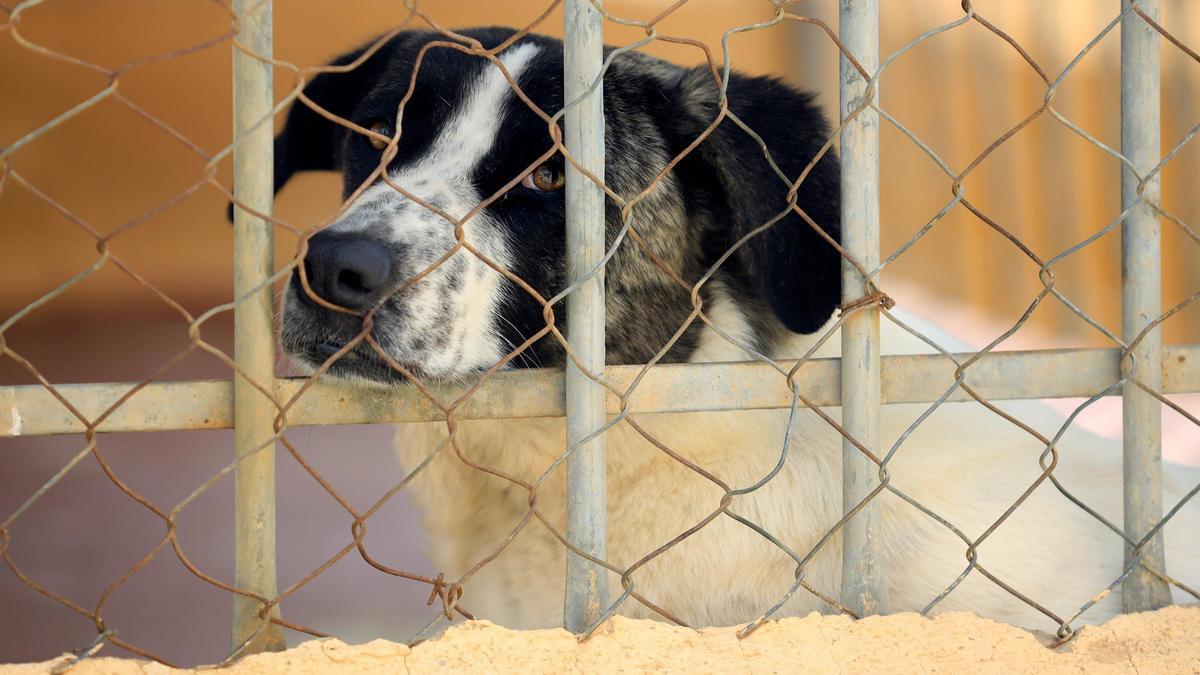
left=403, top=42, right=541, bottom=183
left=336, top=41, right=541, bottom=227
left=410, top=42, right=539, bottom=376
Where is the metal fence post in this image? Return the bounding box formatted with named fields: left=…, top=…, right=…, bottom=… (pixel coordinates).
left=839, top=0, right=887, bottom=616
left=1119, top=0, right=1172, bottom=612
left=231, top=0, right=285, bottom=653
left=562, top=0, right=610, bottom=633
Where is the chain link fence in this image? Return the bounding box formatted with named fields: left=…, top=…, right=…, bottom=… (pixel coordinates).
left=1, top=0, right=1198, bottom=668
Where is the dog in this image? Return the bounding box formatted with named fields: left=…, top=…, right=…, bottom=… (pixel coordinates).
left=263, top=27, right=1199, bottom=632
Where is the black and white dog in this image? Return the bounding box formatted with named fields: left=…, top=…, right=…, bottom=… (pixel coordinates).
left=266, top=28, right=1198, bottom=631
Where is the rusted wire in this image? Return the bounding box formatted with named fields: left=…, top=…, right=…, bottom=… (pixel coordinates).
left=1, top=0, right=1197, bottom=666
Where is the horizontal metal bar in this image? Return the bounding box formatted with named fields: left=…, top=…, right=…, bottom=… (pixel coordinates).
left=2, top=345, right=1197, bottom=438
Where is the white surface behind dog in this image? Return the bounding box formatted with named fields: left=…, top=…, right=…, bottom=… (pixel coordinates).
left=396, top=291, right=1200, bottom=632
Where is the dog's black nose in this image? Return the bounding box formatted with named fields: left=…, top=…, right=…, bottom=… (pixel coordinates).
left=299, top=232, right=394, bottom=310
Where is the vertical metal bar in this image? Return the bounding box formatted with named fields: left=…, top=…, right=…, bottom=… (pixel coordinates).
left=231, top=0, right=285, bottom=653
left=1120, top=0, right=1172, bottom=612
left=838, top=0, right=886, bottom=616
left=562, top=0, right=609, bottom=633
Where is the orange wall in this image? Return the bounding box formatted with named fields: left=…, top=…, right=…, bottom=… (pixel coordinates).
left=3, top=1, right=1198, bottom=345
left=0, top=1, right=791, bottom=318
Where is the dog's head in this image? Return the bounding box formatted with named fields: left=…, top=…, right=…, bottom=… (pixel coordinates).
left=264, top=27, right=841, bottom=384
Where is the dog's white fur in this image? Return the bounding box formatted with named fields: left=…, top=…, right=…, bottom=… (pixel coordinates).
left=396, top=286, right=1199, bottom=631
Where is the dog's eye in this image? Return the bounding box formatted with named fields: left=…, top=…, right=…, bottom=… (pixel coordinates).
left=367, top=121, right=393, bottom=150
left=521, top=163, right=565, bottom=192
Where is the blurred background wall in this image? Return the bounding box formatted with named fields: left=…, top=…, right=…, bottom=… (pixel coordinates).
left=3, top=0, right=1198, bottom=350
left=2, top=0, right=1198, bottom=666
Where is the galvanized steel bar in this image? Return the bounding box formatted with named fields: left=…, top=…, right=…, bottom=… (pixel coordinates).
left=230, top=0, right=285, bottom=653
left=562, top=0, right=610, bottom=633
left=1119, top=0, right=1172, bottom=612
left=5, top=346, right=1200, bottom=437
left=838, top=0, right=886, bottom=616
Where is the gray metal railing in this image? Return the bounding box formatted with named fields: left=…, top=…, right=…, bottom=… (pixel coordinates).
left=562, top=0, right=610, bottom=634
left=1119, top=0, right=1172, bottom=611
left=838, top=0, right=886, bottom=617
left=230, top=0, right=285, bottom=653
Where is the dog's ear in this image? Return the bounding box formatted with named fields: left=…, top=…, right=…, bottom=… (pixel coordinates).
left=226, top=36, right=402, bottom=222
left=687, top=70, right=842, bottom=335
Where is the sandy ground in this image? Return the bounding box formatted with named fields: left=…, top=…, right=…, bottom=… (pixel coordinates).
left=5, top=605, right=1198, bottom=674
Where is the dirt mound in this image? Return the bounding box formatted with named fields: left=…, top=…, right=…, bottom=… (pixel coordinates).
left=6, top=605, right=1198, bottom=673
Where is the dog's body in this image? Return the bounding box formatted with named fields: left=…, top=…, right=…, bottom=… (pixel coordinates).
left=398, top=313, right=1199, bottom=631
left=263, top=27, right=1199, bottom=632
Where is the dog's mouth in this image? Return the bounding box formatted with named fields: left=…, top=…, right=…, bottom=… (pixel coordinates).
left=280, top=284, right=496, bottom=387
left=289, top=337, right=413, bottom=386
left=281, top=280, right=416, bottom=385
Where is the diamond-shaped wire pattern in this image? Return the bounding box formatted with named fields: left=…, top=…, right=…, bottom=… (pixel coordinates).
left=1, top=0, right=1197, bottom=667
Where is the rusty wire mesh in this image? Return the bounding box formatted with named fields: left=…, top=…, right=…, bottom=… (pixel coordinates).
left=1, top=0, right=1198, bottom=668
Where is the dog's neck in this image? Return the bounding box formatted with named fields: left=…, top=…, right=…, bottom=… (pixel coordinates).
left=689, top=280, right=836, bottom=365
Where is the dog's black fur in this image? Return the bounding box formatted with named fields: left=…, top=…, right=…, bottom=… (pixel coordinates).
left=257, top=27, right=840, bottom=382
